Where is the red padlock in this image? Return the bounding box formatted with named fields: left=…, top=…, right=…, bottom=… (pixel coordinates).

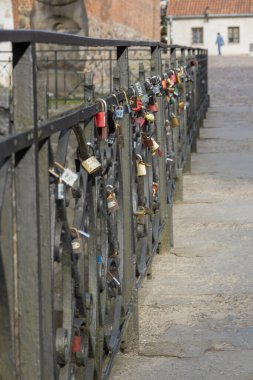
left=148, top=103, right=158, bottom=113
left=71, top=335, right=81, bottom=353
left=162, top=80, right=167, bottom=90
left=95, top=98, right=108, bottom=139
left=95, top=98, right=107, bottom=128
left=131, top=98, right=142, bottom=112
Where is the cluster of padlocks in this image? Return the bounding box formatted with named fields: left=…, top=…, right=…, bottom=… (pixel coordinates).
left=46, top=60, right=196, bottom=379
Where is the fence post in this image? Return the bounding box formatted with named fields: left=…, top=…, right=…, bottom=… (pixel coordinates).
left=0, top=87, right=16, bottom=379
left=12, top=41, right=54, bottom=379
left=170, top=47, right=183, bottom=202
left=151, top=44, right=173, bottom=252
left=181, top=47, right=191, bottom=173
left=115, top=46, right=138, bottom=350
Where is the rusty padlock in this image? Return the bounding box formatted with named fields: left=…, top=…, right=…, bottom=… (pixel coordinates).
left=106, top=186, right=120, bottom=213
left=141, top=132, right=154, bottom=148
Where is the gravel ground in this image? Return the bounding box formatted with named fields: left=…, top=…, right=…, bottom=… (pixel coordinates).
left=109, top=56, right=253, bottom=380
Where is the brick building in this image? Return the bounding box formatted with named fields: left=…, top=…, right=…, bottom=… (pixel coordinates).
left=8, top=0, right=160, bottom=41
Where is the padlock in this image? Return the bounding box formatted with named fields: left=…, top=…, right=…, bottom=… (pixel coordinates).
left=71, top=238, right=83, bottom=255
left=151, top=139, right=162, bottom=157
left=107, top=192, right=120, bottom=213
left=171, top=113, right=179, bottom=128
left=141, top=133, right=154, bottom=148
left=50, top=161, right=79, bottom=188
left=145, top=112, right=155, bottom=123
left=81, top=156, right=102, bottom=174
left=170, top=96, right=176, bottom=105
left=148, top=103, right=158, bottom=113
left=176, top=73, right=181, bottom=84
left=152, top=182, right=158, bottom=196
left=151, top=138, right=160, bottom=154
left=122, top=89, right=131, bottom=114
left=71, top=335, right=81, bottom=353
left=169, top=72, right=177, bottom=84
left=135, top=117, right=146, bottom=129
left=131, top=98, right=142, bottom=112
left=165, top=120, right=171, bottom=135
left=55, top=180, right=65, bottom=200
left=178, top=101, right=185, bottom=113
left=95, top=98, right=107, bottom=128
left=114, top=106, right=124, bottom=119
left=136, top=160, right=147, bottom=176
left=162, top=79, right=167, bottom=90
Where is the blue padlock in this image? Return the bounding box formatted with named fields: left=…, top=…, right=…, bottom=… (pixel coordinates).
left=114, top=106, right=124, bottom=119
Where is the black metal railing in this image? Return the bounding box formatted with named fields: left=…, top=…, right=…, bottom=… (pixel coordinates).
left=0, top=30, right=208, bottom=380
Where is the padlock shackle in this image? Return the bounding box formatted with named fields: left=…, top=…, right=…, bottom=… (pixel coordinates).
left=95, top=98, right=107, bottom=113
left=122, top=89, right=130, bottom=107
left=112, top=93, right=120, bottom=107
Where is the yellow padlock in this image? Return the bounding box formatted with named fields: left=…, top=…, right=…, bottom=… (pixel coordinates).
left=136, top=160, right=147, bottom=176
left=145, top=112, right=155, bottom=122
left=171, top=114, right=179, bottom=128
left=81, top=156, right=102, bottom=174
left=151, top=138, right=160, bottom=155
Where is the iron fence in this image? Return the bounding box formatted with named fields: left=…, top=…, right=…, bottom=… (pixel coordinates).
left=0, top=29, right=208, bottom=380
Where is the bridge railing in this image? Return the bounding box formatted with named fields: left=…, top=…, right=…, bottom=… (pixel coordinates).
left=0, top=30, right=208, bottom=380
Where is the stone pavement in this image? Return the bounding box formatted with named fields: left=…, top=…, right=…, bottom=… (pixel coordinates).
left=109, top=56, right=253, bottom=380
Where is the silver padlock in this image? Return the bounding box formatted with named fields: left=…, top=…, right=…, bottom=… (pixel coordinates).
left=55, top=181, right=65, bottom=200
left=114, top=106, right=124, bottom=119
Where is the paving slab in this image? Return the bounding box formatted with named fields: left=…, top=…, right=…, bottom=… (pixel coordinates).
left=109, top=56, right=253, bottom=380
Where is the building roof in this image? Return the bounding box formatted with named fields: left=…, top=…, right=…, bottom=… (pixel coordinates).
left=167, top=0, right=253, bottom=17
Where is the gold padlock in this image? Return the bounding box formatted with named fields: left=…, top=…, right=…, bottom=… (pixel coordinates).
left=145, top=112, right=155, bottom=122
left=81, top=156, right=102, bottom=174
left=151, top=138, right=160, bottom=155
left=178, top=101, right=185, bottom=110
left=136, top=160, right=147, bottom=176
left=171, top=114, right=179, bottom=128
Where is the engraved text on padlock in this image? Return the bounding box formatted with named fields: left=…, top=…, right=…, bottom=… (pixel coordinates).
left=82, top=156, right=102, bottom=174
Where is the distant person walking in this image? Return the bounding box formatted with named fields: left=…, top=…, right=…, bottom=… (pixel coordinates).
left=215, top=32, right=224, bottom=55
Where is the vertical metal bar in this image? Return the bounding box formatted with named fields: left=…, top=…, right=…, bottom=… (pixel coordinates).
left=109, top=49, right=113, bottom=94
left=0, top=159, right=16, bottom=380
left=170, top=47, right=177, bottom=68
left=181, top=47, right=191, bottom=174
left=13, top=41, right=51, bottom=380
left=63, top=57, right=67, bottom=104
left=138, top=62, right=145, bottom=81
left=116, top=45, right=137, bottom=349
left=151, top=45, right=173, bottom=252
left=54, top=50, right=58, bottom=109
left=37, top=76, right=55, bottom=379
